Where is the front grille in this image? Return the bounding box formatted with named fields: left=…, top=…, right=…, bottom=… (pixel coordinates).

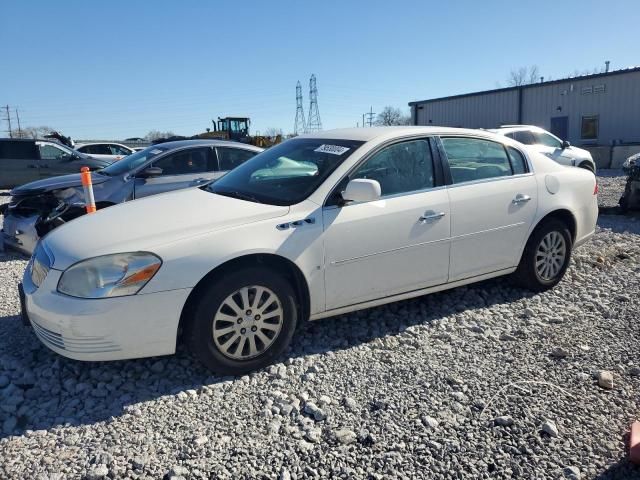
left=31, top=319, right=121, bottom=354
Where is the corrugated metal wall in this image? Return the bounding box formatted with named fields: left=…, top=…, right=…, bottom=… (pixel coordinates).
left=412, top=70, right=640, bottom=146
left=415, top=90, right=519, bottom=128
left=521, top=70, right=640, bottom=145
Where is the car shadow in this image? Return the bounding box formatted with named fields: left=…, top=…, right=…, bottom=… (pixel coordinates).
left=592, top=457, right=640, bottom=479
left=0, top=275, right=535, bottom=439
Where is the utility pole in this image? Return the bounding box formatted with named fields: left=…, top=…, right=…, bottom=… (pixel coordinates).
left=15, top=108, right=22, bottom=137
left=4, top=105, right=12, bottom=138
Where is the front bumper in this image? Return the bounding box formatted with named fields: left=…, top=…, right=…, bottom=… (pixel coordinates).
left=22, top=268, right=191, bottom=361
left=2, top=214, right=39, bottom=256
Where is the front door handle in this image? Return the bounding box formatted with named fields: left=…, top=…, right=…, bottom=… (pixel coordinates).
left=512, top=194, right=531, bottom=205
left=419, top=210, right=446, bottom=222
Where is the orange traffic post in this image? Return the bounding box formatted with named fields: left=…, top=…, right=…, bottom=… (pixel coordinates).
left=80, top=166, right=96, bottom=214
left=631, top=421, right=640, bottom=464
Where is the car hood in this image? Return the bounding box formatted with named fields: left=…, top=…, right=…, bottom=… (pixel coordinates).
left=567, top=145, right=592, bottom=158
left=10, top=172, right=111, bottom=196
left=45, top=187, right=290, bottom=270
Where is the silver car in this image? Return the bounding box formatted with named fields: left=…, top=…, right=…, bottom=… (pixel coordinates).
left=1, top=139, right=262, bottom=254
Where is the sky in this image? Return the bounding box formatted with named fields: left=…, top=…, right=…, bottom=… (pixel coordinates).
left=1, top=0, right=637, bottom=140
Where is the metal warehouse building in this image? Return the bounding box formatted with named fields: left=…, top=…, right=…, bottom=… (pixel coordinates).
left=409, top=67, right=640, bottom=166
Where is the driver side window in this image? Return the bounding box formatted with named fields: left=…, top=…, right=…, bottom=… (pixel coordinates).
left=152, top=148, right=210, bottom=175
left=350, top=139, right=434, bottom=196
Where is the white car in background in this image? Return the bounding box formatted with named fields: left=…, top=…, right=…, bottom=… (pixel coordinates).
left=20, top=127, right=598, bottom=375
left=489, top=125, right=596, bottom=173
left=75, top=142, right=135, bottom=161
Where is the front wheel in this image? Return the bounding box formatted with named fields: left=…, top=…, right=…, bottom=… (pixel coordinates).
left=512, top=219, right=572, bottom=291
left=185, top=267, right=298, bottom=375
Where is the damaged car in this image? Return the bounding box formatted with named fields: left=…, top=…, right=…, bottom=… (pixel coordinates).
left=1, top=139, right=262, bottom=254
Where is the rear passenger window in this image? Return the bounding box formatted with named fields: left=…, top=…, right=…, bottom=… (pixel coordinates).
left=217, top=148, right=257, bottom=171
left=441, top=137, right=512, bottom=184
left=513, top=131, right=536, bottom=145
left=507, top=147, right=527, bottom=174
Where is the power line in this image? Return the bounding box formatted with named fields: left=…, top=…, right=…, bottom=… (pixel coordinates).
left=294, top=81, right=306, bottom=135
left=307, top=74, right=322, bottom=132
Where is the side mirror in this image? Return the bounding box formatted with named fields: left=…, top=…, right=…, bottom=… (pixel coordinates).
left=341, top=179, right=381, bottom=203
left=139, top=166, right=163, bottom=178
left=562, top=140, right=571, bottom=148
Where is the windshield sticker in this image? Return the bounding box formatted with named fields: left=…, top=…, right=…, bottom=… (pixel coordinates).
left=314, top=144, right=350, bottom=155
left=150, top=149, right=163, bottom=154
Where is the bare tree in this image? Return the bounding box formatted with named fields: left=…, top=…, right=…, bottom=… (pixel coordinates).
left=11, top=125, right=56, bottom=139
left=375, top=106, right=411, bottom=126
left=263, top=127, right=283, bottom=138
left=145, top=130, right=176, bottom=141
left=507, top=65, right=541, bottom=86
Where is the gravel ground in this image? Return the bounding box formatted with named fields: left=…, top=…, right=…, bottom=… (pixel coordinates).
left=597, top=169, right=626, bottom=209
left=1, top=179, right=640, bottom=479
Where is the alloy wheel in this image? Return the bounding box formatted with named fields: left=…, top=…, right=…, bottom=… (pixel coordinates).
left=535, top=231, right=567, bottom=281
left=212, top=285, right=284, bottom=360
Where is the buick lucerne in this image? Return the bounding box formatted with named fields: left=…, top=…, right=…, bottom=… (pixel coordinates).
left=20, top=127, right=598, bottom=374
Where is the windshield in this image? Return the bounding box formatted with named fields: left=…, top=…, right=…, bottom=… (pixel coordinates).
left=206, top=138, right=364, bottom=205
left=99, top=145, right=169, bottom=176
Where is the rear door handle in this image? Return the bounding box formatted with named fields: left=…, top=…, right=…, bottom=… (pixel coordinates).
left=419, top=210, right=446, bottom=222
left=512, top=194, right=531, bottom=204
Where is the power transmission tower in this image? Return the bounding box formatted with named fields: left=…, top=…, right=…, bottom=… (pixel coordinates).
left=307, top=74, right=322, bottom=132
left=4, top=105, right=12, bottom=138
left=15, top=108, right=22, bottom=137
left=363, top=106, right=376, bottom=127
left=294, top=81, right=306, bottom=135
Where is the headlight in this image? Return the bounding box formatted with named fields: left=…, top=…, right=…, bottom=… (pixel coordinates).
left=57, top=252, right=162, bottom=299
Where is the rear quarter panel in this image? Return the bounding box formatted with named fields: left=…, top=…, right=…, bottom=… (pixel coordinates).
left=528, top=151, right=598, bottom=248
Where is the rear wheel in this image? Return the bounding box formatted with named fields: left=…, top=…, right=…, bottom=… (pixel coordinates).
left=512, top=219, right=572, bottom=291
left=185, top=267, right=298, bottom=374
left=578, top=161, right=595, bottom=173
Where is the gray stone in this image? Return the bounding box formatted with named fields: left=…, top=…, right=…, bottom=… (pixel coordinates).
left=542, top=420, right=559, bottom=437
left=303, top=402, right=327, bottom=421
left=563, top=466, right=581, bottom=480
left=494, top=416, right=514, bottom=427
left=598, top=371, right=614, bottom=389
left=335, top=428, right=357, bottom=444
left=86, top=464, right=109, bottom=480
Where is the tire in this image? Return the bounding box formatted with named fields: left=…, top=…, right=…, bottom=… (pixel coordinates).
left=578, top=162, right=594, bottom=173
left=512, top=219, right=572, bottom=292
left=184, top=267, right=298, bottom=375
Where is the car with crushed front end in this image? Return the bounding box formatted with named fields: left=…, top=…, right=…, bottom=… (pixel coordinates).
left=2, top=139, right=262, bottom=255
left=19, top=127, right=598, bottom=375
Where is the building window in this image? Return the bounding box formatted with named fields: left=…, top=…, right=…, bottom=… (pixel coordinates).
left=581, top=115, right=599, bottom=140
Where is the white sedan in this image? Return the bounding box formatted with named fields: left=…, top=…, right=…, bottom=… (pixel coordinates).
left=75, top=142, right=136, bottom=161
left=20, top=127, right=598, bottom=374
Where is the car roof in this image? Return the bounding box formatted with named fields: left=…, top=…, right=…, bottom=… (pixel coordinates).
left=75, top=142, right=129, bottom=147
left=147, top=139, right=263, bottom=151
left=296, top=126, right=507, bottom=143
left=489, top=125, right=546, bottom=134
